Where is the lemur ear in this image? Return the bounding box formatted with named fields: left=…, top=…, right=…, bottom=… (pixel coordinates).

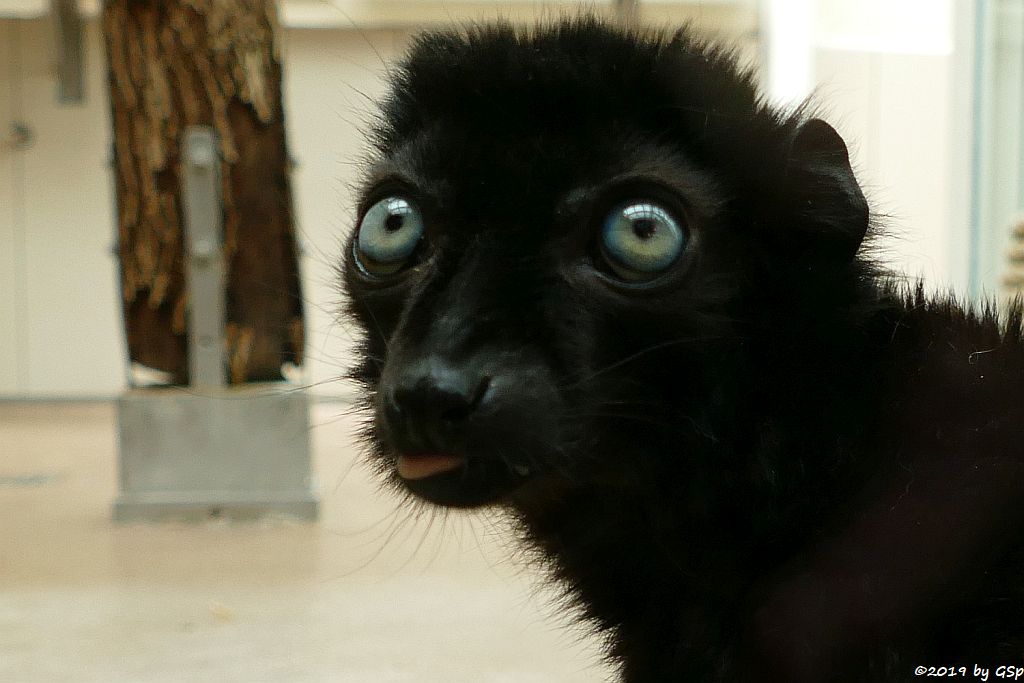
left=780, top=118, right=868, bottom=262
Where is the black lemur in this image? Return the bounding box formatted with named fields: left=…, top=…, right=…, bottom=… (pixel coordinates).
left=340, top=18, right=1024, bottom=682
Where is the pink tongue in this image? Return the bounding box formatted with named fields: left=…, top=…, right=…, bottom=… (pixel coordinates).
left=396, top=454, right=465, bottom=480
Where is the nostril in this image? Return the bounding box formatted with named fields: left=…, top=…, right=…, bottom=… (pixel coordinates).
left=470, top=375, right=492, bottom=409
left=438, top=376, right=490, bottom=422
left=439, top=404, right=469, bottom=422
left=384, top=387, right=403, bottom=419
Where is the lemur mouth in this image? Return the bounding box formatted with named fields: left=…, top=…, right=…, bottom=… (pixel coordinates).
left=393, top=452, right=533, bottom=508
left=396, top=453, right=465, bottom=480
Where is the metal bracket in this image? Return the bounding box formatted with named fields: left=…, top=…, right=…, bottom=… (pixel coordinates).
left=2, top=122, right=34, bottom=152
left=52, top=0, right=84, bottom=104
left=181, top=127, right=227, bottom=387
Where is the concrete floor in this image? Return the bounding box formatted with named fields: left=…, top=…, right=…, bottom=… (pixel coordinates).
left=0, top=401, right=613, bottom=682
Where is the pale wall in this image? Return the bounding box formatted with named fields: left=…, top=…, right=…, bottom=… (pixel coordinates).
left=0, top=19, right=124, bottom=398
left=811, top=0, right=966, bottom=293
left=815, top=50, right=956, bottom=288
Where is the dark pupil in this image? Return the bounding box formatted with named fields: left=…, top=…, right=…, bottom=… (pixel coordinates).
left=384, top=212, right=405, bottom=233
left=631, top=217, right=656, bottom=239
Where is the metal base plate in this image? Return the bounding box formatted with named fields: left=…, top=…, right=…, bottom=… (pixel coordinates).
left=113, top=386, right=319, bottom=522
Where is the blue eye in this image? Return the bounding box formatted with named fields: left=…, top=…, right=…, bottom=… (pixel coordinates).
left=600, top=201, right=686, bottom=281
left=355, top=197, right=425, bottom=276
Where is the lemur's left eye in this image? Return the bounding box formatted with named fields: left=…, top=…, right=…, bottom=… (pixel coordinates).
left=354, top=196, right=424, bottom=276
left=600, top=201, right=686, bottom=281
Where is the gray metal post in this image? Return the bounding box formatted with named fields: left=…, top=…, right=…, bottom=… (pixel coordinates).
left=53, top=0, right=84, bottom=104
left=181, top=127, right=227, bottom=387
left=113, top=128, right=318, bottom=523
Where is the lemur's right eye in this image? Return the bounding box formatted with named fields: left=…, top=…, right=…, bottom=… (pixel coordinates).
left=600, top=201, right=687, bottom=282
left=354, top=196, right=424, bottom=277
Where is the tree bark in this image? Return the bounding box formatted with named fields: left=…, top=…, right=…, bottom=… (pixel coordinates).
left=102, top=0, right=304, bottom=384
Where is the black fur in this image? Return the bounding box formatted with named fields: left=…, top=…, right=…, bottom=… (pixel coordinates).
left=340, top=17, right=1024, bottom=682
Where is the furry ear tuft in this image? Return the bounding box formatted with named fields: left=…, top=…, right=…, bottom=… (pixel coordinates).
left=781, top=118, right=868, bottom=263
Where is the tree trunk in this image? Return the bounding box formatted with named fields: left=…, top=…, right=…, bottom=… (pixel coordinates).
left=102, top=0, right=304, bottom=384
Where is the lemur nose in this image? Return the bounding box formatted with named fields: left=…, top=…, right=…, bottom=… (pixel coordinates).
left=386, top=360, right=492, bottom=429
